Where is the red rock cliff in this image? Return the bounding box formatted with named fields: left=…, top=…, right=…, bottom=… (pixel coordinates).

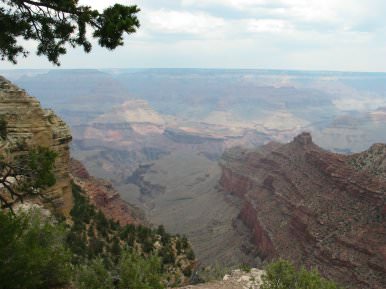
left=70, top=159, right=144, bottom=225
left=219, top=132, right=386, bottom=289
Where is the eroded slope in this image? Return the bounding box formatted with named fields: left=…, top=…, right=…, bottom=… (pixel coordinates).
left=220, top=133, right=386, bottom=289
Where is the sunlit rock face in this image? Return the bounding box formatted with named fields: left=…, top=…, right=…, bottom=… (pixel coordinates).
left=0, top=76, right=73, bottom=215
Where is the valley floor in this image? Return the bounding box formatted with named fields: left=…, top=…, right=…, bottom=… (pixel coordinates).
left=116, top=149, right=258, bottom=266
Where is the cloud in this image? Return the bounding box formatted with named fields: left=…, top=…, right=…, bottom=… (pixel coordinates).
left=246, top=19, right=294, bottom=34
left=333, top=98, right=386, bottom=111
left=145, top=9, right=225, bottom=35
left=182, top=0, right=273, bottom=9
left=2, top=0, right=385, bottom=71
left=181, top=0, right=385, bottom=30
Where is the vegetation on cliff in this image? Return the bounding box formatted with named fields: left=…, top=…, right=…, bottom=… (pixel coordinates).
left=0, top=209, right=71, bottom=289
left=261, top=259, right=344, bottom=289
left=69, top=182, right=195, bottom=287
left=0, top=113, right=57, bottom=211
left=0, top=143, right=58, bottom=212
left=0, top=181, right=196, bottom=289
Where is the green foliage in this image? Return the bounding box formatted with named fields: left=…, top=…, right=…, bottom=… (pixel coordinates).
left=181, top=235, right=189, bottom=249
left=157, top=224, right=166, bottom=237
left=0, top=209, right=71, bottom=289
left=186, top=247, right=195, bottom=260
left=68, top=182, right=195, bottom=287
left=75, top=258, right=114, bottom=289
left=0, top=146, right=57, bottom=212
left=159, top=244, right=175, bottom=264
left=240, top=263, right=252, bottom=273
left=75, top=251, right=165, bottom=289
left=0, top=0, right=140, bottom=65
left=195, top=262, right=233, bottom=283
left=0, top=116, right=6, bottom=139
left=119, top=251, right=165, bottom=289
left=24, top=147, right=57, bottom=189
left=0, top=181, right=195, bottom=289
left=261, top=259, right=344, bottom=289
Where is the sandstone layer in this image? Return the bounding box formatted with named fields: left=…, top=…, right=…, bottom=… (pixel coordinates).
left=0, top=76, right=73, bottom=215
left=219, top=132, right=386, bottom=289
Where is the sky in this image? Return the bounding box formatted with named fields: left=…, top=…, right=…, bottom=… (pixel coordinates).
left=2, top=0, right=386, bottom=72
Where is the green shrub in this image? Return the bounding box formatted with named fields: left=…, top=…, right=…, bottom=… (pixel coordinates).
left=119, top=251, right=165, bottom=289
left=0, top=209, right=71, bottom=289
left=68, top=182, right=195, bottom=287
left=186, top=248, right=195, bottom=260
left=196, top=262, right=233, bottom=283
left=75, top=258, right=114, bottom=289
left=0, top=147, right=57, bottom=210
left=240, top=263, right=252, bottom=273
left=261, top=259, right=344, bottom=289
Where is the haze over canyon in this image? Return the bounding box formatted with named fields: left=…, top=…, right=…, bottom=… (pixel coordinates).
left=1, top=68, right=385, bottom=288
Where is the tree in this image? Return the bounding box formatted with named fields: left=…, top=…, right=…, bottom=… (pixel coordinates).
left=0, top=0, right=140, bottom=65
left=75, top=258, right=114, bottom=289
left=0, top=146, right=57, bottom=212
left=119, top=251, right=165, bottom=289
left=0, top=209, right=72, bottom=289
left=261, top=259, right=344, bottom=289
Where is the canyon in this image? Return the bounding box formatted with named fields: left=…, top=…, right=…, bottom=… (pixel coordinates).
left=0, top=76, right=197, bottom=287
left=219, top=132, right=386, bottom=289
left=0, top=76, right=142, bottom=225
left=70, top=159, right=144, bottom=225
left=1, top=69, right=386, bottom=288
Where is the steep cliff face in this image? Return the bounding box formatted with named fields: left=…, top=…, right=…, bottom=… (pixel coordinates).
left=220, top=133, right=386, bottom=289
left=0, top=76, right=73, bottom=215
left=70, top=159, right=144, bottom=225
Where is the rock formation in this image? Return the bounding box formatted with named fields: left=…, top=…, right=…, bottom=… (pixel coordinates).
left=219, top=132, right=386, bottom=289
left=177, top=268, right=264, bottom=289
left=0, top=76, right=73, bottom=215
left=70, top=159, right=144, bottom=225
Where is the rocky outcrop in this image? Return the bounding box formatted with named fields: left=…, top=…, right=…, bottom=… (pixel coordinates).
left=348, top=143, right=386, bottom=177
left=177, top=268, right=264, bottom=289
left=0, top=76, right=73, bottom=215
left=70, top=159, right=144, bottom=225
left=219, top=132, right=386, bottom=289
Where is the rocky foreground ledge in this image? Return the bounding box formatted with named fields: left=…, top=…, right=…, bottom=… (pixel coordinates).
left=177, top=268, right=264, bottom=289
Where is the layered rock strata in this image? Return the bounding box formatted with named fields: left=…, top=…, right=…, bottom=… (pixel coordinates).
left=0, top=76, right=73, bottom=214
left=220, top=132, right=386, bottom=289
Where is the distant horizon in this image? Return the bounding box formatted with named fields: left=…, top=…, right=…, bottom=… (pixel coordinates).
left=1, top=67, right=386, bottom=75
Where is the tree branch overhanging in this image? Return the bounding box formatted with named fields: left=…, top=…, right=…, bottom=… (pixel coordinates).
left=0, top=0, right=140, bottom=65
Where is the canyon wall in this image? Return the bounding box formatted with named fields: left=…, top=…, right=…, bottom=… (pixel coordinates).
left=219, top=132, right=386, bottom=289
left=0, top=76, right=73, bottom=215
left=0, top=76, right=143, bottom=225
left=70, top=159, right=144, bottom=225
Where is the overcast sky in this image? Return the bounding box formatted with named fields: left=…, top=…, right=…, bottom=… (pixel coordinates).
left=2, top=0, right=386, bottom=72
